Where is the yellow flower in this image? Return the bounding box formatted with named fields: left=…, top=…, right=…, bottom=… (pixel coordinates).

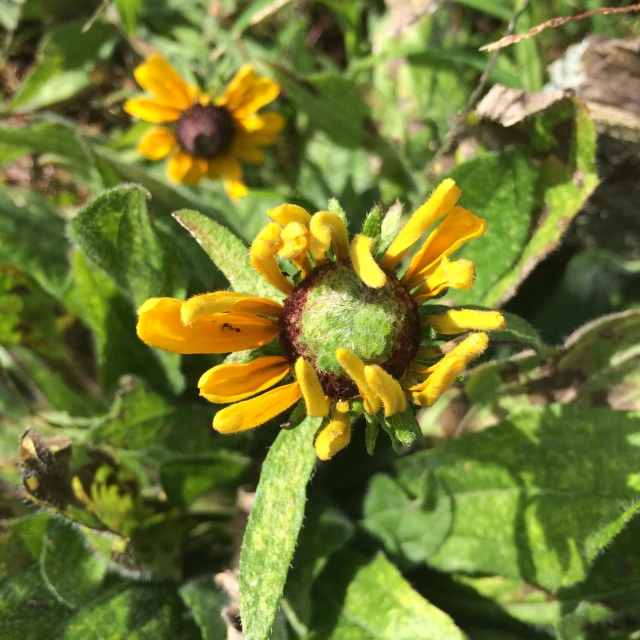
left=124, top=55, right=284, bottom=200
left=136, top=180, right=506, bottom=460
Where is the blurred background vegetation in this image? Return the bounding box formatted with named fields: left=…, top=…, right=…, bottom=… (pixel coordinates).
left=1, top=0, right=639, bottom=639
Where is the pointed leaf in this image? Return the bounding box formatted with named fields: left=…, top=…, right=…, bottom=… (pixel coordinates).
left=312, top=551, right=466, bottom=639
left=173, top=209, right=284, bottom=301
left=239, top=416, right=321, bottom=640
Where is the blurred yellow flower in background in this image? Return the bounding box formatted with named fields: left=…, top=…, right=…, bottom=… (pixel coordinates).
left=124, top=55, right=284, bottom=200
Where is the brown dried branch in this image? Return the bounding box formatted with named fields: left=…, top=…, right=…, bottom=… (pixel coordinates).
left=481, top=3, right=640, bottom=52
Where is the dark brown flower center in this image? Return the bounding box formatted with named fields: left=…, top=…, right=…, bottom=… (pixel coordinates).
left=279, top=261, right=421, bottom=400
left=175, top=104, right=234, bottom=158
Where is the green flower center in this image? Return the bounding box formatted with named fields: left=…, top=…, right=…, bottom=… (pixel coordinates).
left=279, top=262, right=420, bottom=399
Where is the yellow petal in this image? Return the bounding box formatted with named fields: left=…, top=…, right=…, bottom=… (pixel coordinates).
left=314, top=407, right=351, bottom=461
left=137, top=127, right=176, bottom=160
left=295, top=358, right=329, bottom=417
left=239, top=112, right=286, bottom=137
left=268, top=204, right=312, bottom=227
left=205, top=155, right=248, bottom=201
left=220, top=65, right=257, bottom=112
left=309, top=211, right=349, bottom=264
left=250, top=223, right=294, bottom=295
left=124, top=97, right=182, bottom=123
left=364, top=365, right=406, bottom=417
left=137, top=297, right=279, bottom=354
left=133, top=54, right=194, bottom=109
left=278, top=222, right=309, bottom=260
left=180, top=291, right=282, bottom=324
left=167, top=151, right=196, bottom=183
left=411, top=332, right=489, bottom=406
left=232, top=78, right=280, bottom=119
left=224, top=179, right=249, bottom=201
left=213, top=381, right=302, bottom=434
left=199, top=356, right=291, bottom=403
left=207, top=154, right=240, bottom=179
left=334, top=348, right=382, bottom=414
left=350, top=234, right=386, bottom=289
left=234, top=144, right=264, bottom=163
left=424, top=309, right=506, bottom=335
left=380, top=179, right=461, bottom=270
left=402, top=207, right=487, bottom=289
left=412, top=257, right=475, bottom=302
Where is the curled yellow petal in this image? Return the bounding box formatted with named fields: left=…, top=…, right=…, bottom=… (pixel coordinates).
left=213, top=381, right=302, bottom=434
left=412, top=257, right=476, bottom=302
left=402, top=207, right=487, bottom=289
left=424, top=309, right=506, bottom=335
left=334, top=348, right=382, bottom=414
left=137, top=297, right=279, bottom=354
left=309, top=211, right=349, bottom=264
left=180, top=292, right=282, bottom=324
left=133, top=54, right=193, bottom=109
left=380, top=179, right=461, bottom=270
left=411, top=332, right=489, bottom=406
left=138, top=127, right=176, bottom=160
left=124, top=97, right=182, bottom=123
left=198, top=356, right=291, bottom=404
left=278, top=222, right=310, bottom=260
left=314, top=406, right=351, bottom=461
left=249, top=223, right=294, bottom=295
left=350, top=234, right=386, bottom=289
left=268, top=204, right=312, bottom=227
left=295, top=358, right=329, bottom=417
left=364, top=365, right=406, bottom=417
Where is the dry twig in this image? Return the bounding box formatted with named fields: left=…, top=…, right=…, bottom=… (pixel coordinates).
left=481, top=3, right=640, bottom=52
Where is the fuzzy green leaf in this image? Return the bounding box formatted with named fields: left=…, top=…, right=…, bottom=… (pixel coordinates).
left=311, top=551, right=467, bottom=639
left=173, top=208, right=284, bottom=301
left=178, top=576, right=229, bottom=640
left=557, top=513, right=640, bottom=616
left=361, top=473, right=452, bottom=564
left=398, top=403, right=640, bottom=591
left=68, top=185, right=186, bottom=393
left=361, top=204, right=384, bottom=241
left=489, top=311, right=545, bottom=351
left=69, top=185, right=188, bottom=308
left=483, top=101, right=598, bottom=306
left=9, top=21, right=116, bottom=113
left=68, top=250, right=178, bottom=393
left=0, top=186, right=71, bottom=300
left=60, top=583, right=200, bottom=639
left=239, top=415, right=321, bottom=640
left=41, top=518, right=109, bottom=608
left=0, top=120, right=99, bottom=186
left=160, top=452, right=251, bottom=508
left=283, top=500, right=354, bottom=633
left=448, top=146, right=537, bottom=304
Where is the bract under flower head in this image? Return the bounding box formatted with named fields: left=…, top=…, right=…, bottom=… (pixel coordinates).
left=135, top=179, right=506, bottom=460
left=124, top=55, right=284, bottom=200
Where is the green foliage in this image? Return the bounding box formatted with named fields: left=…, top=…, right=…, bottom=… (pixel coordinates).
left=1, top=1, right=638, bottom=638
left=172, top=209, right=284, bottom=301
left=239, top=416, right=321, bottom=640
left=397, top=404, right=640, bottom=590
left=450, top=146, right=537, bottom=304
left=483, top=100, right=599, bottom=307
left=311, top=551, right=467, bottom=639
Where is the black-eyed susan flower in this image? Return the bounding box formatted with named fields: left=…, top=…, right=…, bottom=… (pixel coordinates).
left=124, top=54, right=284, bottom=200
left=136, top=179, right=506, bottom=460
